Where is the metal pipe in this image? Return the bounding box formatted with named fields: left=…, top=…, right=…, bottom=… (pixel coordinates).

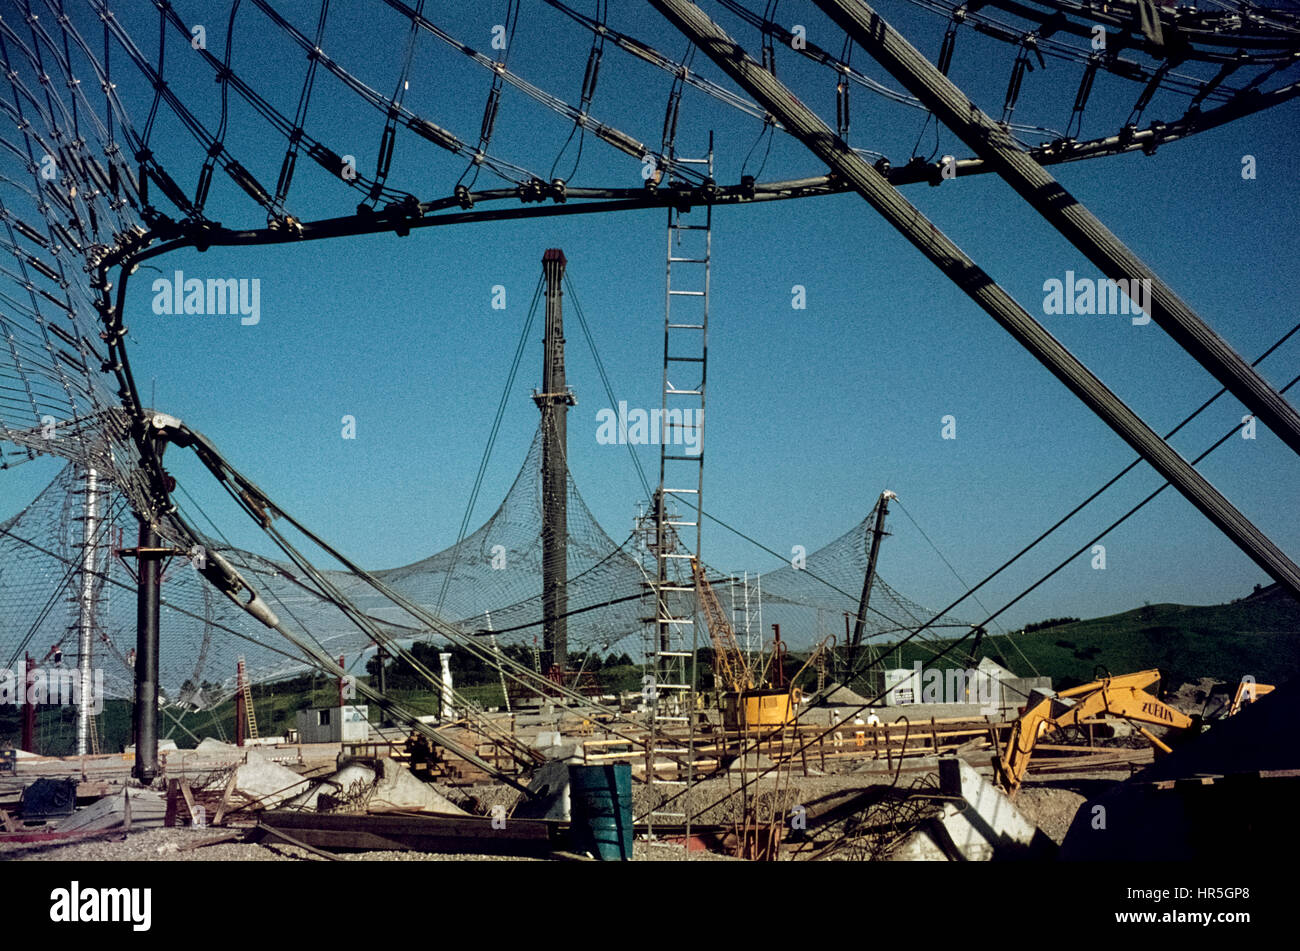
left=813, top=0, right=1300, bottom=459
left=647, top=0, right=1300, bottom=600
left=76, top=466, right=98, bottom=756
left=21, top=653, right=35, bottom=753
left=133, top=518, right=161, bottom=782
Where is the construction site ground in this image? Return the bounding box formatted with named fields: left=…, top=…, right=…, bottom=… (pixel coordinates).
left=0, top=763, right=1123, bottom=860
left=0, top=697, right=1169, bottom=861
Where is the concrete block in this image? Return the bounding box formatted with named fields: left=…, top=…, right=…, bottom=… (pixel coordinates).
left=369, top=757, right=466, bottom=815
left=57, top=788, right=167, bottom=833
left=232, top=753, right=312, bottom=809
left=892, top=755, right=1054, bottom=861
left=287, top=763, right=376, bottom=812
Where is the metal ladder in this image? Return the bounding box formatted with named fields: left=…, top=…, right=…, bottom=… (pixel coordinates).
left=238, top=657, right=259, bottom=741
left=644, top=138, right=713, bottom=852
left=731, top=572, right=754, bottom=677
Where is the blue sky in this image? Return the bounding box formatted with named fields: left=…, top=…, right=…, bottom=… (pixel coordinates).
left=4, top=1, right=1299, bottom=636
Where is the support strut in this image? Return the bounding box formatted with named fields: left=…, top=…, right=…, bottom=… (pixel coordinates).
left=648, top=0, right=1300, bottom=601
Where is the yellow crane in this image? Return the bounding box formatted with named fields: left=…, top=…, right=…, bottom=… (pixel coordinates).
left=692, top=556, right=752, bottom=692
left=693, top=557, right=806, bottom=731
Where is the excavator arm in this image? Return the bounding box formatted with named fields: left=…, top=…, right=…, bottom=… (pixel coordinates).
left=1228, top=678, right=1274, bottom=716
left=998, top=669, right=1193, bottom=793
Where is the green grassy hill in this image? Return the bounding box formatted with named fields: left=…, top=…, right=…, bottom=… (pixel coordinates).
left=880, top=583, right=1300, bottom=692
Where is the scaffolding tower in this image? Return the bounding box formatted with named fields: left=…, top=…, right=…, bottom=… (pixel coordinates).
left=641, top=136, right=713, bottom=850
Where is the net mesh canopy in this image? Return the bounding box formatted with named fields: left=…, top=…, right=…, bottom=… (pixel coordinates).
left=0, top=421, right=971, bottom=706
left=1, top=2, right=1297, bottom=708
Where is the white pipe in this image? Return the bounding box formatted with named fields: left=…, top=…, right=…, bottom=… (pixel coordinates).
left=76, top=466, right=98, bottom=756
left=439, top=652, right=456, bottom=721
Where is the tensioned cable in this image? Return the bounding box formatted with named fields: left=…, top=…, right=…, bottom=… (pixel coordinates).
left=186, top=429, right=661, bottom=746
left=893, top=498, right=1039, bottom=676
left=562, top=270, right=967, bottom=664
left=969, top=370, right=1300, bottom=636
left=563, top=270, right=653, bottom=501
left=434, top=272, right=544, bottom=617
left=567, top=265, right=947, bottom=633
left=0, top=522, right=307, bottom=672
left=873, top=319, right=1300, bottom=655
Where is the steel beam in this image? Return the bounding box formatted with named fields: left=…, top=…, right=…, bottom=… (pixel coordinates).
left=814, top=0, right=1300, bottom=459
left=648, top=0, right=1300, bottom=599
left=133, top=518, right=162, bottom=782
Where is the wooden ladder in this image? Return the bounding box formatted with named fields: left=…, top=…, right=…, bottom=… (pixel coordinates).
left=238, top=657, right=259, bottom=741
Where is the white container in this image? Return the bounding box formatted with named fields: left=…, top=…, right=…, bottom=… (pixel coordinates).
left=884, top=668, right=918, bottom=706
left=295, top=704, right=369, bottom=744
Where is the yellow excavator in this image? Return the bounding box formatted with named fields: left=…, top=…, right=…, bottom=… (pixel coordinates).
left=996, top=670, right=1278, bottom=794
left=995, top=669, right=1194, bottom=794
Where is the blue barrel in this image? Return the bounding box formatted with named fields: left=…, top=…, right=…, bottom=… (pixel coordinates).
left=568, top=764, right=633, bottom=861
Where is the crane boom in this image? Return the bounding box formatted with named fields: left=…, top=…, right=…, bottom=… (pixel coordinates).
left=692, top=557, right=753, bottom=692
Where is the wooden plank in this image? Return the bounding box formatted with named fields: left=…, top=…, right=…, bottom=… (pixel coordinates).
left=178, top=831, right=244, bottom=852
left=179, top=780, right=199, bottom=826
left=257, top=823, right=340, bottom=861
left=258, top=812, right=560, bottom=857
left=262, top=827, right=413, bottom=852
left=163, top=780, right=179, bottom=828
left=212, top=770, right=239, bottom=826
left=263, top=809, right=557, bottom=841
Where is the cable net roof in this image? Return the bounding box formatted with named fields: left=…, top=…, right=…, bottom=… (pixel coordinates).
left=4, top=2, right=1299, bottom=508
left=0, top=1, right=1295, bottom=713
left=1, top=422, right=970, bottom=707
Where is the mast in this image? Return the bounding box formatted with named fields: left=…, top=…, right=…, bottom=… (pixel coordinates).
left=845, top=490, right=895, bottom=682
left=532, top=249, right=575, bottom=680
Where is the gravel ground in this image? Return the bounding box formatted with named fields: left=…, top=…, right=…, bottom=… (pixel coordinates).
left=1011, top=786, right=1088, bottom=844
left=1, top=826, right=547, bottom=861
left=0, top=824, right=723, bottom=862
left=1, top=758, right=1126, bottom=860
